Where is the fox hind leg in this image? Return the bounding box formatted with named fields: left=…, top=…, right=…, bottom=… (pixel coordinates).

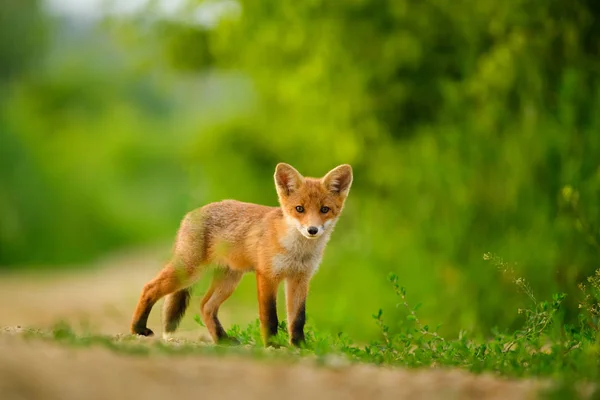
left=130, top=262, right=196, bottom=336
left=200, top=267, right=243, bottom=344
left=131, top=213, right=207, bottom=337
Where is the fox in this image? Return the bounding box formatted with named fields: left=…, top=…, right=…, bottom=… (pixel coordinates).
left=130, top=162, right=353, bottom=347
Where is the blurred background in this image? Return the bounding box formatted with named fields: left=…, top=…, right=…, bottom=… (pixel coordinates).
left=1, top=0, right=599, bottom=341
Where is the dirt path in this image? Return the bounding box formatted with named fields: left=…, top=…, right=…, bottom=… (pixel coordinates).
left=0, top=334, right=542, bottom=400
left=0, top=248, right=545, bottom=400
left=0, top=247, right=170, bottom=335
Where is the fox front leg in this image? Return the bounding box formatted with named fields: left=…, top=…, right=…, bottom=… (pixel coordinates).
left=256, top=272, right=280, bottom=347
left=285, top=276, right=309, bottom=346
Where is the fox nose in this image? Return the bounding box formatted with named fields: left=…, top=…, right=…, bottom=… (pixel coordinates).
left=307, top=226, right=319, bottom=235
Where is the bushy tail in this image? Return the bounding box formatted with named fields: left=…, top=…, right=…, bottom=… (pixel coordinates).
left=162, top=288, right=191, bottom=334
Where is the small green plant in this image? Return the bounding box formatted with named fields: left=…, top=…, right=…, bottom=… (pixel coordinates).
left=483, top=252, right=566, bottom=350
left=578, top=270, right=600, bottom=334
left=192, top=314, right=205, bottom=327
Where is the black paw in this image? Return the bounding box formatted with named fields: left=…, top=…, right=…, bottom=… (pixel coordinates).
left=132, top=326, right=154, bottom=337
left=291, top=339, right=306, bottom=348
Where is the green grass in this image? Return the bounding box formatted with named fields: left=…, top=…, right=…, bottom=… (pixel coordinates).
left=11, top=251, right=600, bottom=399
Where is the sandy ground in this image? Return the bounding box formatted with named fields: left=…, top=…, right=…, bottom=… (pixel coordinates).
left=0, top=248, right=545, bottom=400
left=0, top=247, right=173, bottom=336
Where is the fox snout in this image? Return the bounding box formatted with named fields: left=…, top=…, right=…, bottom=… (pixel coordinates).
left=303, top=224, right=323, bottom=239
left=299, top=218, right=336, bottom=239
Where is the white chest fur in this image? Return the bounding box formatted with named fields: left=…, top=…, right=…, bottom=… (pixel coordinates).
left=271, top=226, right=331, bottom=278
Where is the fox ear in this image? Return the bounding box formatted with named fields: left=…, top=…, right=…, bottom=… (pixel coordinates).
left=322, top=164, right=353, bottom=196
left=274, top=163, right=304, bottom=197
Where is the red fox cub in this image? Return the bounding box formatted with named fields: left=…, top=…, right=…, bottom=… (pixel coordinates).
left=130, top=163, right=353, bottom=346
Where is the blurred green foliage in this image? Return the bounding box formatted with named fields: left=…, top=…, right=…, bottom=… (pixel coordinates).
left=1, top=0, right=600, bottom=341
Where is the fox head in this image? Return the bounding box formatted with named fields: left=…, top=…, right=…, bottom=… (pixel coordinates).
left=274, top=163, right=353, bottom=239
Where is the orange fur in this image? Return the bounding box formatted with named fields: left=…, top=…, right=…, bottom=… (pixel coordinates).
left=130, top=163, right=353, bottom=346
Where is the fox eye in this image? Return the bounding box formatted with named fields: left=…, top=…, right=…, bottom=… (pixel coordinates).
left=320, top=206, right=330, bottom=214
left=295, top=206, right=304, bottom=213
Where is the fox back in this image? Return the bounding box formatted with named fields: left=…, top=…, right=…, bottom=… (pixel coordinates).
left=175, top=163, right=353, bottom=278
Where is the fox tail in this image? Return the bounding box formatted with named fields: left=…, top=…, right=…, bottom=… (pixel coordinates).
left=162, top=288, right=191, bottom=336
